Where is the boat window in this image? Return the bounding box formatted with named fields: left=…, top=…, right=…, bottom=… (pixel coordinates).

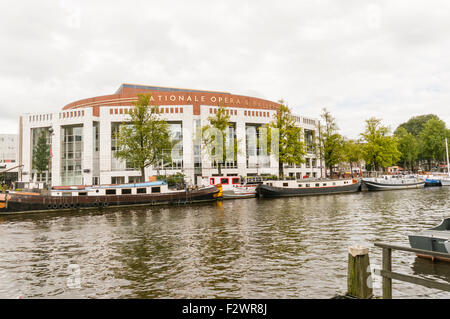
left=315, top=183, right=320, bottom=187
left=283, top=182, right=288, bottom=187
left=232, top=178, right=240, bottom=184
left=121, top=189, right=132, bottom=195
left=210, top=178, right=215, bottom=185
left=137, top=188, right=147, bottom=194
left=305, top=184, right=310, bottom=187
left=151, top=187, right=161, bottom=193
left=62, top=193, right=71, bottom=197
left=106, top=189, right=116, bottom=195
left=79, top=192, right=88, bottom=196
left=323, top=183, right=327, bottom=186
left=333, top=182, right=336, bottom=186
left=298, top=184, right=302, bottom=187
left=221, top=178, right=229, bottom=184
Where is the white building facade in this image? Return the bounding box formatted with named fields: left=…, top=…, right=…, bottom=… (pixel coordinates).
left=19, top=84, right=322, bottom=186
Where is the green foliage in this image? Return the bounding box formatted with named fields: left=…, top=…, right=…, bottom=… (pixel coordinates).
left=396, top=114, right=440, bottom=137
left=418, top=118, right=448, bottom=163
left=394, top=127, right=419, bottom=170
left=318, top=108, right=345, bottom=176
left=115, top=94, right=173, bottom=181
left=267, top=103, right=306, bottom=178
left=342, top=139, right=364, bottom=175
left=157, top=173, right=185, bottom=186
left=201, top=106, right=238, bottom=175
left=360, top=117, right=401, bottom=171
left=32, top=131, right=49, bottom=174
left=342, top=139, right=363, bottom=164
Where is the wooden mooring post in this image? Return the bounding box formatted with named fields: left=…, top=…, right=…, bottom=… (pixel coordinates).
left=347, top=246, right=373, bottom=299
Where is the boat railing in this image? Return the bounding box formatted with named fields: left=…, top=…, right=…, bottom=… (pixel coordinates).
left=373, top=242, right=450, bottom=299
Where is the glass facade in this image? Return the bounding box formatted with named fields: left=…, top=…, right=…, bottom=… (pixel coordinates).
left=304, top=129, right=315, bottom=153
left=246, top=124, right=269, bottom=168
left=154, top=122, right=183, bottom=170
left=61, top=125, right=83, bottom=185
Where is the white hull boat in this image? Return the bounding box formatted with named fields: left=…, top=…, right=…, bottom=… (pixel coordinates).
left=362, top=175, right=425, bottom=191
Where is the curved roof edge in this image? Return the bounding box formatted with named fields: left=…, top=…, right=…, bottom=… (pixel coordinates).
left=62, top=84, right=281, bottom=111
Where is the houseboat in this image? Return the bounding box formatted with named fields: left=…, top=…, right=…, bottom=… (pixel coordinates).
left=256, top=178, right=361, bottom=198
left=0, top=181, right=221, bottom=215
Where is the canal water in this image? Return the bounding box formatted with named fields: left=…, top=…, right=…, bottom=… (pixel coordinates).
left=1, top=187, right=450, bottom=299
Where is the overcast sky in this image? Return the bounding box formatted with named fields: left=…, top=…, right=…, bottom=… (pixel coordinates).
left=1, top=0, right=450, bottom=138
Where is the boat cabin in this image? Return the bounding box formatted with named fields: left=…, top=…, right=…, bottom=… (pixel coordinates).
left=262, top=179, right=356, bottom=188
left=50, top=181, right=169, bottom=197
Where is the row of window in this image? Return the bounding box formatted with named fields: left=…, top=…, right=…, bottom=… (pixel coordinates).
left=29, top=114, right=53, bottom=122
left=59, top=111, right=85, bottom=119
left=110, top=107, right=184, bottom=115
left=104, top=187, right=161, bottom=195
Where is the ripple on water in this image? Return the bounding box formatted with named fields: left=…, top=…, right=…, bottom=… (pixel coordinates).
left=1, top=189, right=450, bottom=298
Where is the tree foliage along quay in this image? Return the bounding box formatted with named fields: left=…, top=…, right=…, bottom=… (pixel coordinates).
left=115, top=93, right=173, bottom=182
left=32, top=131, right=50, bottom=178
left=318, top=108, right=345, bottom=177
left=342, top=139, right=364, bottom=177
left=267, top=102, right=306, bottom=178
left=360, top=117, right=401, bottom=172
left=201, top=105, right=237, bottom=176
left=394, top=127, right=419, bottom=171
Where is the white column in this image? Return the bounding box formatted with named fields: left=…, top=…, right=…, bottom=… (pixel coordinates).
left=236, top=120, right=247, bottom=177
left=51, top=122, right=61, bottom=186
left=99, top=109, right=112, bottom=185
left=182, top=108, right=195, bottom=185
left=82, top=111, right=93, bottom=185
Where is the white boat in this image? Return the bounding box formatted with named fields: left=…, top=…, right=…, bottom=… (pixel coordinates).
left=362, top=175, right=425, bottom=191
left=198, top=176, right=257, bottom=199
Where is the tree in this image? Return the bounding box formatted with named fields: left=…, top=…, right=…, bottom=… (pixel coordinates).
left=342, top=139, right=364, bottom=177
left=201, top=106, right=237, bottom=176
left=267, top=102, right=306, bottom=178
left=360, top=117, right=401, bottom=172
left=394, top=127, right=419, bottom=171
left=418, top=118, right=448, bottom=170
left=32, top=131, right=50, bottom=180
left=318, top=108, right=345, bottom=178
left=115, top=93, right=173, bottom=182
left=396, top=114, right=440, bottom=137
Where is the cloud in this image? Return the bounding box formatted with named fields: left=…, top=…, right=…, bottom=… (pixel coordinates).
left=1, top=0, right=450, bottom=139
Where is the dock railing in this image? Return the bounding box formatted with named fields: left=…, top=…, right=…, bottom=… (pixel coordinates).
left=373, top=242, right=450, bottom=298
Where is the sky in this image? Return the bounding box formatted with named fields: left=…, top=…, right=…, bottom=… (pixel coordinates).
left=1, top=0, right=450, bottom=139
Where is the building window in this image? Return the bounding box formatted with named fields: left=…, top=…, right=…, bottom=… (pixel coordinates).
left=61, top=125, right=83, bottom=186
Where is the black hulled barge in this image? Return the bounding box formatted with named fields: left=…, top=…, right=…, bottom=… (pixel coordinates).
left=0, top=181, right=221, bottom=215
left=256, top=178, right=361, bottom=198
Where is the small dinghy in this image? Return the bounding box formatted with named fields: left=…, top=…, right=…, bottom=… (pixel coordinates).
left=408, top=218, right=450, bottom=262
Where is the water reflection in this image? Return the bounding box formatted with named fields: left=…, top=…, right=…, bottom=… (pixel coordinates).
left=0, top=189, right=450, bottom=298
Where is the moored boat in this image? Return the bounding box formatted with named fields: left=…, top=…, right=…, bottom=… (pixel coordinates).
left=198, top=176, right=257, bottom=199
left=408, top=218, right=450, bottom=262
left=424, top=178, right=442, bottom=187
left=362, top=175, right=425, bottom=191
left=0, top=181, right=221, bottom=215
left=256, top=178, right=361, bottom=198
